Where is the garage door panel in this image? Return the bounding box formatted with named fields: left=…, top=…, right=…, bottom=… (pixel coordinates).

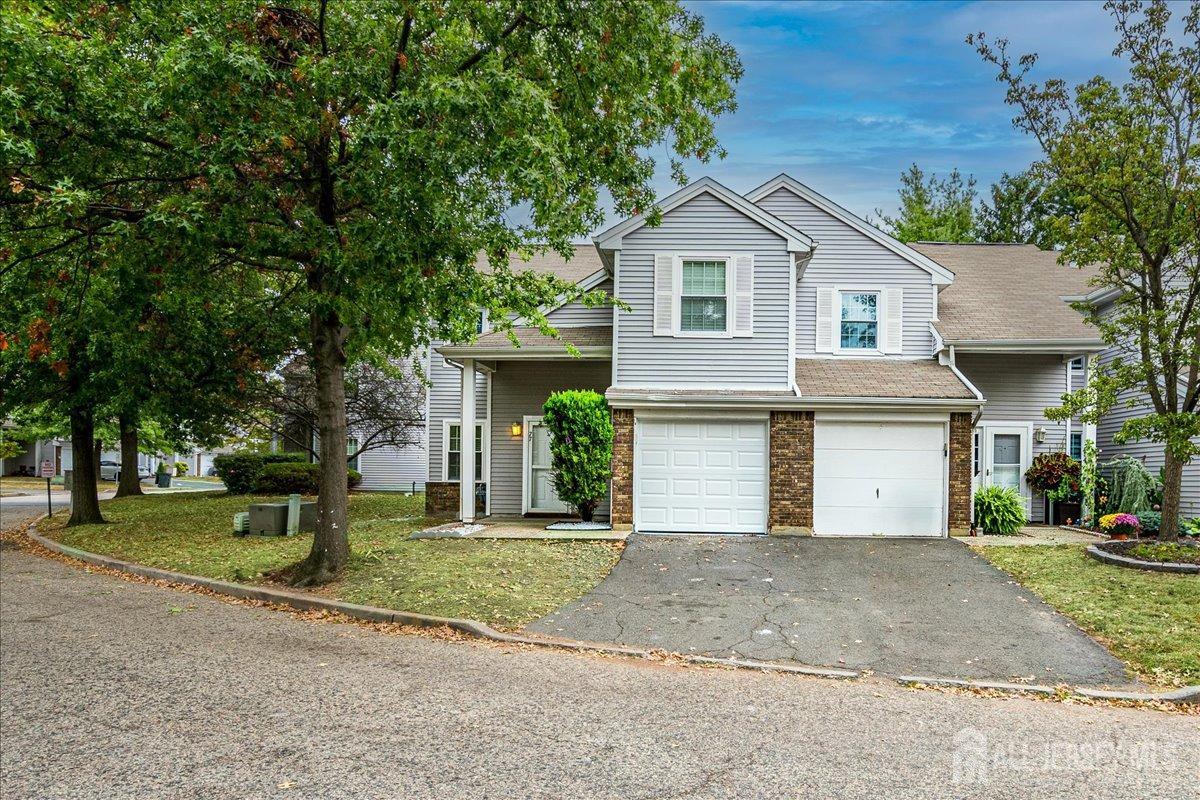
left=814, top=450, right=944, bottom=480
left=636, top=417, right=767, bottom=534
left=817, top=477, right=945, bottom=508
left=814, top=505, right=944, bottom=537
left=814, top=422, right=944, bottom=451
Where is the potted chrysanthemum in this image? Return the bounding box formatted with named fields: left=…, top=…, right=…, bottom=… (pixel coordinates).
left=1098, top=512, right=1140, bottom=541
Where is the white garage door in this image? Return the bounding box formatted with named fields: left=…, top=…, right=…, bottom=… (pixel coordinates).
left=636, top=419, right=767, bottom=534
left=814, top=420, right=946, bottom=537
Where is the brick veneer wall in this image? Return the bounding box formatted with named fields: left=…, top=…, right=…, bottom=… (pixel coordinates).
left=610, top=409, right=634, bottom=529
left=948, top=412, right=973, bottom=535
left=769, top=410, right=814, bottom=534
left=425, top=481, right=485, bottom=518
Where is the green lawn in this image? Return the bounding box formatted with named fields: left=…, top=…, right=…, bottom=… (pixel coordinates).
left=979, top=544, right=1200, bottom=687
left=40, top=491, right=621, bottom=629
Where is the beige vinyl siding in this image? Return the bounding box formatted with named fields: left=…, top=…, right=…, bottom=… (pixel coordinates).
left=487, top=359, right=611, bottom=515
left=615, top=192, right=792, bottom=387
left=754, top=187, right=936, bottom=357
left=545, top=278, right=615, bottom=327
left=956, top=352, right=1074, bottom=523
left=426, top=346, right=489, bottom=482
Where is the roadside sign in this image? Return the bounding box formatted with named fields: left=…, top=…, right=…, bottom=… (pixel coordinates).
left=40, top=459, right=54, bottom=478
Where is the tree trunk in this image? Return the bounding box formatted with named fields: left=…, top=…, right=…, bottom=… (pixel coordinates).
left=115, top=412, right=143, bottom=498
left=1159, top=449, right=1183, bottom=542
left=290, top=307, right=350, bottom=585
left=68, top=406, right=105, bottom=526
left=93, top=437, right=102, bottom=477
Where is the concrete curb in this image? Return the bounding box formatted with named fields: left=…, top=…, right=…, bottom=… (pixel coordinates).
left=25, top=527, right=1199, bottom=705
left=1086, top=543, right=1200, bottom=575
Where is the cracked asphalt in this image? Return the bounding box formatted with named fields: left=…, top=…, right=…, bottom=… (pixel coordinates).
left=527, top=534, right=1134, bottom=686
left=3, top=550, right=1198, bottom=799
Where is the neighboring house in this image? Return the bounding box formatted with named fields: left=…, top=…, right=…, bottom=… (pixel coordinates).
left=1072, top=287, right=1200, bottom=517
left=421, top=174, right=1110, bottom=536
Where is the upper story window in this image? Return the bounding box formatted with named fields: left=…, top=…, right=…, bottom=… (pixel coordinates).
left=680, top=259, right=729, bottom=333
left=839, top=291, right=879, bottom=350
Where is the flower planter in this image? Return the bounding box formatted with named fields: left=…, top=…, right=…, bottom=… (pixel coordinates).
left=1052, top=501, right=1082, bottom=526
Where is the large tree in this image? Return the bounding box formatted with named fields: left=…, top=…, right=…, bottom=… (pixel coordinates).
left=3, top=1, right=741, bottom=580
left=972, top=0, right=1200, bottom=541
left=876, top=164, right=978, bottom=243
left=975, top=169, right=1078, bottom=249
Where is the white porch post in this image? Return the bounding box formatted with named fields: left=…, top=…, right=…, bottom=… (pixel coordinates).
left=460, top=358, right=476, bottom=523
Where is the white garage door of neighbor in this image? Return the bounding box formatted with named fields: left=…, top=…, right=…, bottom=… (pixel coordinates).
left=636, top=419, right=767, bottom=534
left=814, top=420, right=946, bottom=537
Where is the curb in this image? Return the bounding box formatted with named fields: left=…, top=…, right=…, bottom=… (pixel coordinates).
left=1086, top=544, right=1200, bottom=575
left=25, top=526, right=1198, bottom=706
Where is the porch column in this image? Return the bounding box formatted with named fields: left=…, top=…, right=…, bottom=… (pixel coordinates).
left=460, top=358, right=476, bottom=523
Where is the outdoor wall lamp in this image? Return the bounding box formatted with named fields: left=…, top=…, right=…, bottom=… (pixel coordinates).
left=1034, top=427, right=1046, bottom=443
left=510, top=422, right=523, bottom=437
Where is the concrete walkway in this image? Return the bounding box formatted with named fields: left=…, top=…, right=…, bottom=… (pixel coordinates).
left=527, top=534, right=1134, bottom=686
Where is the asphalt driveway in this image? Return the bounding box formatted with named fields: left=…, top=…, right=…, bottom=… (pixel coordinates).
left=527, top=535, right=1134, bottom=686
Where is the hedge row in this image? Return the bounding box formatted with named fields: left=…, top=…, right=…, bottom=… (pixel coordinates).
left=213, top=451, right=361, bottom=495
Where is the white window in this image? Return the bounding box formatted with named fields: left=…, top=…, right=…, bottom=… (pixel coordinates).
left=346, top=436, right=360, bottom=472
left=1069, top=432, right=1083, bottom=461
left=838, top=291, right=879, bottom=350
left=444, top=421, right=487, bottom=482
left=679, top=258, right=730, bottom=334
left=973, top=430, right=981, bottom=477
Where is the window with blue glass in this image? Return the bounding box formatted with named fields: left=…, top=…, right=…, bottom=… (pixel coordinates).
left=1069, top=432, right=1083, bottom=461
left=839, top=292, right=878, bottom=349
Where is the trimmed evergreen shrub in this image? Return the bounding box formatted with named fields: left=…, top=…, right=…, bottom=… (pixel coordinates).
left=252, top=461, right=362, bottom=494
left=542, top=389, right=613, bottom=522
left=974, top=485, right=1028, bottom=535
left=212, top=451, right=264, bottom=494
left=263, top=452, right=308, bottom=465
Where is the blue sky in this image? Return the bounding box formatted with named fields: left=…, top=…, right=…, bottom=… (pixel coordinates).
left=629, top=0, right=1137, bottom=223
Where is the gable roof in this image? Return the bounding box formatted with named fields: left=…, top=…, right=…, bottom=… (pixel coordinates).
left=474, top=243, right=605, bottom=285
left=593, top=177, right=814, bottom=253
left=909, top=243, right=1101, bottom=348
left=795, top=357, right=978, bottom=400
left=745, top=174, right=954, bottom=285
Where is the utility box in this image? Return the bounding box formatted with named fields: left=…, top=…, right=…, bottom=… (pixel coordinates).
left=247, top=501, right=316, bottom=536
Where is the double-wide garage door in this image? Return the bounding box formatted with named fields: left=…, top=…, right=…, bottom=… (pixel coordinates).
left=813, top=420, right=946, bottom=537
left=636, top=419, right=767, bottom=534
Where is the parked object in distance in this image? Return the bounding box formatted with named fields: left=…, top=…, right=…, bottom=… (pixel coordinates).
left=98, top=460, right=121, bottom=481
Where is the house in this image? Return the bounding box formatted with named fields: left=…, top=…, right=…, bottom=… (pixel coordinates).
left=420, top=174, right=1116, bottom=535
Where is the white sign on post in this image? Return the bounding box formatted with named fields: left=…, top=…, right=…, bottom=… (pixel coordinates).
left=40, top=460, right=54, bottom=478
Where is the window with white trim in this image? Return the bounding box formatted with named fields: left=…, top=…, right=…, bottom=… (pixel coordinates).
left=679, top=258, right=729, bottom=333
left=1069, top=432, right=1083, bottom=461
left=973, top=430, right=981, bottom=477
left=346, top=436, right=360, bottom=472
left=838, top=291, right=879, bottom=350
left=445, top=422, right=485, bottom=481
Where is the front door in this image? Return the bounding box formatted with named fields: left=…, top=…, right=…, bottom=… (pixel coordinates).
left=982, top=425, right=1031, bottom=514
left=525, top=417, right=570, bottom=514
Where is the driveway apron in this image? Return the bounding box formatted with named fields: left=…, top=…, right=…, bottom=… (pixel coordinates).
left=526, top=534, right=1135, bottom=686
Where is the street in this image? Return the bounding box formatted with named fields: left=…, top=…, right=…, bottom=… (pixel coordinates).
left=1, top=550, right=1195, bottom=799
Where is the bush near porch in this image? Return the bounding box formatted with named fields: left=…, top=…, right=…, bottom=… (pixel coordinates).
left=980, top=544, right=1200, bottom=687
left=38, top=491, right=621, bottom=628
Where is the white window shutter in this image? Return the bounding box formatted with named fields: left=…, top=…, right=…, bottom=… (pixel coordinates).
left=815, top=288, right=834, bottom=353
left=883, top=288, right=903, bottom=354
left=653, top=253, right=674, bottom=336
left=732, top=254, right=754, bottom=336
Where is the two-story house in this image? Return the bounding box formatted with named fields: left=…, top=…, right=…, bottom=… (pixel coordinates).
left=423, top=174, right=1106, bottom=536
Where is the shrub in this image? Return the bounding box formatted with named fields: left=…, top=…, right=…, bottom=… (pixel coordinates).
left=542, top=389, right=613, bottom=522
left=1181, top=518, right=1200, bottom=537
left=1099, top=512, right=1141, bottom=538
left=974, top=486, right=1027, bottom=535
left=263, top=451, right=307, bottom=464
left=1024, top=452, right=1080, bottom=495
left=174, top=461, right=188, bottom=477
left=213, top=451, right=265, bottom=494
left=251, top=461, right=362, bottom=494
left=1104, top=456, right=1158, bottom=515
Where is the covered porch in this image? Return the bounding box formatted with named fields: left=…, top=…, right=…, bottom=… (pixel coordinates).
left=432, top=326, right=613, bottom=524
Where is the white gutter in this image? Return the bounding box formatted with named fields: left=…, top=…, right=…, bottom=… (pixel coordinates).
left=946, top=345, right=986, bottom=403
left=605, top=391, right=983, bottom=411
left=437, top=345, right=612, bottom=360
left=947, top=339, right=1106, bottom=353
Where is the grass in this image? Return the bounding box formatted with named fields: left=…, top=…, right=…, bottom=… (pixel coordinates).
left=1, top=476, right=117, bottom=494
left=39, top=491, right=622, bottom=628
left=979, top=544, right=1200, bottom=687
left=1127, top=541, right=1200, bottom=565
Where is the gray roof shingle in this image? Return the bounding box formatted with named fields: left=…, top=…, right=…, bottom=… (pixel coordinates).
left=909, top=243, right=1099, bottom=344
left=796, top=358, right=977, bottom=399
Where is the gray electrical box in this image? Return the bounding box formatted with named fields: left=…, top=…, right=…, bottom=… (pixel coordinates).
left=247, top=502, right=317, bottom=536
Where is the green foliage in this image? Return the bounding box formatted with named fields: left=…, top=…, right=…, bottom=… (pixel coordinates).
left=876, top=164, right=978, bottom=243
left=974, top=485, right=1028, bottom=535
left=1136, top=510, right=1183, bottom=536
left=174, top=462, right=188, bottom=477
left=1024, top=452, right=1081, bottom=495
left=212, top=452, right=265, bottom=495
left=1105, top=456, right=1159, bottom=516
left=263, top=452, right=308, bottom=465
left=1182, top=518, right=1200, bottom=537
left=975, top=169, right=1077, bottom=248
left=974, top=2, right=1200, bottom=540
left=541, top=390, right=614, bottom=522
left=253, top=462, right=361, bottom=495
left=1079, top=438, right=1099, bottom=518
left=1127, top=542, right=1200, bottom=565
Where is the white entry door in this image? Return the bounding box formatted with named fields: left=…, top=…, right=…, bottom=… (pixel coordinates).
left=982, top=424, right=1032, bottom=515
left=635, top=418, right=768, bottom=534
left=524, top=417, right=570, bottom=514
left=813, top=419, right=946, bottom=537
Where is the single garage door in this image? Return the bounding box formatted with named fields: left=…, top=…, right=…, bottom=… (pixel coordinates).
left=636, top=419, right=767, bottom=534
left=813, top=420, right=946, bottom=537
